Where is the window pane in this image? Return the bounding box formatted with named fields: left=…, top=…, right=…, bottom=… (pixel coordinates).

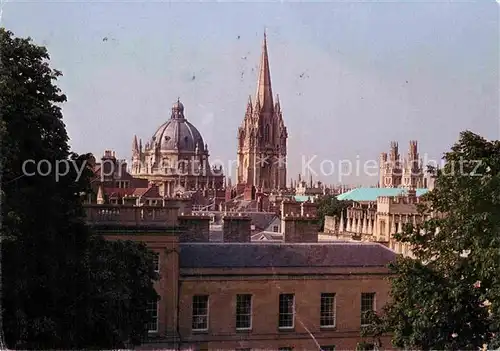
left=279, top=294, right=294, bottom=328
left=320, top=293, right=336, bottom=327
left=153, top=252, right=159, bottom=272
left=361, top=293, right=376, bottom=325
left=236, top=294, right=252, bottom=329
left=192, top=295, right=209, bottom=330
left=146, top=300, right=158, bottom=332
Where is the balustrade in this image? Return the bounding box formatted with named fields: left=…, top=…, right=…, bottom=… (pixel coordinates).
left=84, top=205, right=178, bottom=227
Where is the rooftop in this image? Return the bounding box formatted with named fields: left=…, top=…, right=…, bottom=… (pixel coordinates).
left=179, top=242, right=396, bottom=268
left=336, top=187, right=428, bottom=202
left=294, top=195, right=316, bottom=202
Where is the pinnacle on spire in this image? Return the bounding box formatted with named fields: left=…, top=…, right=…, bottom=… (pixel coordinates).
left=132, top=135, right=139, bottom=153
left=275, top=93, right=281, bottom=110
left=255, top=31, right=273, bottom=112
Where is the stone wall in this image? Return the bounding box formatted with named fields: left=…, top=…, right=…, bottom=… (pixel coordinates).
left=178, top=215, right=210, bottom=242
left=222, top=215, right=252, bottom=242
left=282, top=215, right=319, bottom=243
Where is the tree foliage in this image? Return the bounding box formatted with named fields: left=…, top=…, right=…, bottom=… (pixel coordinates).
left=0, top=28, right=158, bottom=349
left=362, top=130, right=500, bottom=350
left=316, top=195, right=350, bottom=231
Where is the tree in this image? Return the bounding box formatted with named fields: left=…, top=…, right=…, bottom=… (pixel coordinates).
left=84, top=237, right=159, bottom=348
left=316, top=195, right=350, bottom=231
left=0, top=28, right=158, bottom=349
left=362, top=130, right=500, bottom=350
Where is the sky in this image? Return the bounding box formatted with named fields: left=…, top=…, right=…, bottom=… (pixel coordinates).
left=3, top=0, right=499, bottom=186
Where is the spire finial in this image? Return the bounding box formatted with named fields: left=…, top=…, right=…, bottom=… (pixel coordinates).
left=255, top=29, right=273, bottom=112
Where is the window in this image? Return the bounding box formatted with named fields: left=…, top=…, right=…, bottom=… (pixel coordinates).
left=273, top=225, right=279, bottom=232
left=278, top=294, right=295, bottom=329
left=236, top=294, right=252, bottom=330
left=153, top=252, right=159, bottom=273
left=320, top=346, right=335, bottom=351
left=361, top=293, right=376, bottom=326
left=192, top=295, right=209, bottom=331
left=320, top=293, right=336, bottom=328
left=146, top=300, right=159, bottom=332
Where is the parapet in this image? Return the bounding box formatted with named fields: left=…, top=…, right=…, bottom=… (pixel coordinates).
left=282, top=213, right=318, bottom=221
left=222, top=213, right=252, bottom=221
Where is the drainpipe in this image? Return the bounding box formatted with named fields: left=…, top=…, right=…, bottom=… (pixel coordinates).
left=176, top=279, right=182, bottom=350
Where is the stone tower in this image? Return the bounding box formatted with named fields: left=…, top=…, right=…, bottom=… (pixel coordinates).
left=402, top=140, right=424, bottom=188
left=236, top=32, right=288, bottom=192
left=379, top=140, right=424, bottom=188
left=379, top=141, right=402, bottom=188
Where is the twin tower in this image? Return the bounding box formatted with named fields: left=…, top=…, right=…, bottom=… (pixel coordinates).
left=235, top=34, right=425, bottom=193
left=379, top=140, right=425, bottom=189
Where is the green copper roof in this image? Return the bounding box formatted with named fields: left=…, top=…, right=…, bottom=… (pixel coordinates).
left=336, top=188, right=428, bottom=202
left=294, top=195, right=316, bottom=202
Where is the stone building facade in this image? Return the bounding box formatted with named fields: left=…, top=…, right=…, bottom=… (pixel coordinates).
left=325, top=187, right=430, bottom=257
left=91, top=149, right=225, bottom=210
left=379, top=140, right=426, bottom=189
left=130, top=99, right=225, bottom=195
left=236, top=33, right=288, bottom=195
left=84, top=201, right=395, bottom=350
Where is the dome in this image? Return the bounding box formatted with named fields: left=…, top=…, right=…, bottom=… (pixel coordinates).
left=149, top=100, right=206, bottom=153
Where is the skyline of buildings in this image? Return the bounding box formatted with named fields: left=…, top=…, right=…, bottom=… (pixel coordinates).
left=5, top=2, right=496, bottom=186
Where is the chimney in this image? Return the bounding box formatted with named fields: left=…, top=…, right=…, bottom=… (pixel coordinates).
left=280, top=199, right=301, bottom=217
left=300, top=201, right=318, bottom=217
left=281, top=214, right=319, bottom=243
left=178, top=214, right=210, bottom=242
left=165, top=197, right=193, bottom=215
left=222, top=214, right=252, bottom=242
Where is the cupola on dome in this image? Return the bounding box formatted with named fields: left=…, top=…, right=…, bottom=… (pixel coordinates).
left=149, top=99, right=206, bottom=153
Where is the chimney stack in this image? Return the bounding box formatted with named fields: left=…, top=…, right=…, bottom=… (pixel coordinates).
left=222, top=214, right=252, bottom=242
left=178, top=214, right=210, bottom=242
left=281, top=213, right=319, bottom=243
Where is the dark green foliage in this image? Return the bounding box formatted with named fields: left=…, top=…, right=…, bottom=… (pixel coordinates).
left=0, top=28, right=158, bottom=349
left=362, top=131, right=500, bottom=350
left=84, top=237, right=159, bottom=348
left=316, top=195, right=350, bottom=231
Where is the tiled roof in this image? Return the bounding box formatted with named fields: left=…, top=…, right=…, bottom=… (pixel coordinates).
left=250, top=231, right=283, bottom=241
left=179, top=242, right=396, bottom=268
left=336, top=187, right=428, bottom=202
left=135, top=185, right=161, bottom=198
left=211, top=212, right=277, bottom=231
left=104, top=188, right=136, bottom=197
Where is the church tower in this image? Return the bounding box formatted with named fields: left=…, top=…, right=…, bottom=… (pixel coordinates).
left=236, top=32, right=288, bottom=192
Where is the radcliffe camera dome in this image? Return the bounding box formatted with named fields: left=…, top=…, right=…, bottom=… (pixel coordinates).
left=149, top=100, right=206, bottom=153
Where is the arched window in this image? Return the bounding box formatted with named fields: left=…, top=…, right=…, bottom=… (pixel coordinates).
left=264, top=124, right=270, bottom=142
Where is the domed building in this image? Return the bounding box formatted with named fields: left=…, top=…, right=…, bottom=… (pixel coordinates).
left=131, top=99, right=225, bottom=198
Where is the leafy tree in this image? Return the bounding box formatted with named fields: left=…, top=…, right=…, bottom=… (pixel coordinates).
left=316, top=195, right=350, bottom=231
left=0, top=28, right=158, bottom=349
left=84, top=236, right=159, bottom=348
left=362, top=130, right=500, bottom=350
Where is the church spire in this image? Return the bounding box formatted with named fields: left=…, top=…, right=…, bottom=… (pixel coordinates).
left=132, top=135, right=139, bottom=154
left=255, top=30, right=273, bottom=112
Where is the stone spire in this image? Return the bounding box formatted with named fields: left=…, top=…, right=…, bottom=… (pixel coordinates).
left=255, top=30, right=273, bottom=113
left=132, top=135, right=139, bottom=154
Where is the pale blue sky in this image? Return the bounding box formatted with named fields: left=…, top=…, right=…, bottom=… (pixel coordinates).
left=4, top=0, right=499, bottom=185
